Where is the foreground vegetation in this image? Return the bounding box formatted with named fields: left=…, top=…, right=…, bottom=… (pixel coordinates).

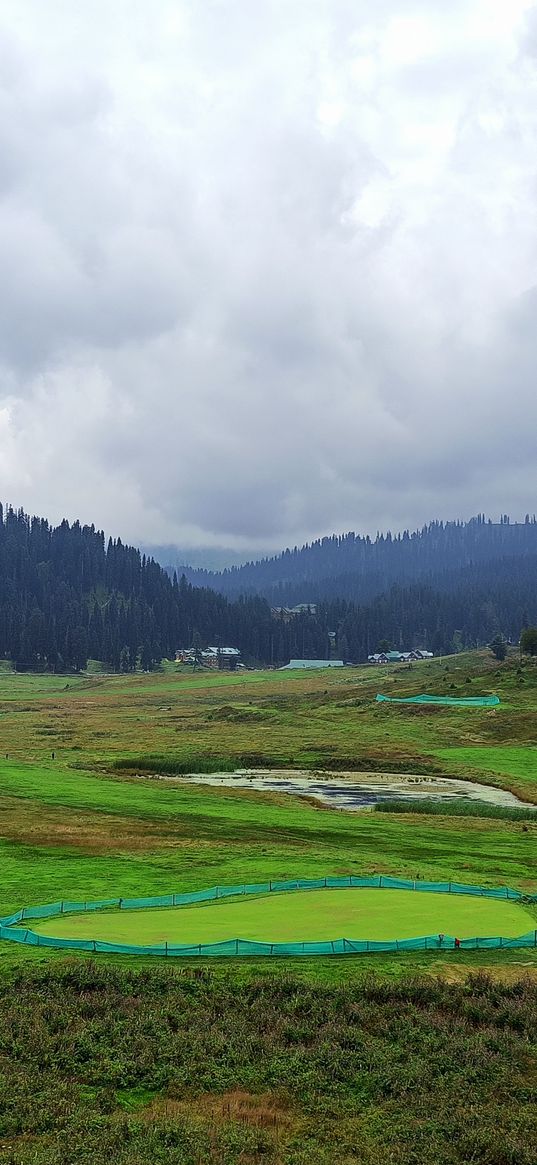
left=0, top=963, right=535, bottom=1164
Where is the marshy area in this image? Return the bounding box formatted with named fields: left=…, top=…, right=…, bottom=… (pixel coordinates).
left=174, top=768, right=536, bottom=814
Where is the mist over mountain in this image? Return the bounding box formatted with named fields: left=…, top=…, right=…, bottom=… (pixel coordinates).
left=145, top=546, right=266, bottom=573
left=172, top=516, right=537, bottom=606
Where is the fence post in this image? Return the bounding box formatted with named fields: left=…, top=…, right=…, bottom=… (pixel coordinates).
left=235, top=939, right=239, bottom=955
left=165, top=942, right=168, bottom=957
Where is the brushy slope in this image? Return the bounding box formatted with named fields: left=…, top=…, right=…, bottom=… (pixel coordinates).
left=0, top=964, right=535, bottom=1165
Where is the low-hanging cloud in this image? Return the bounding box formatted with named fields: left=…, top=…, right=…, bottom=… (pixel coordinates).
left=1, top=0, right=537, bottom=551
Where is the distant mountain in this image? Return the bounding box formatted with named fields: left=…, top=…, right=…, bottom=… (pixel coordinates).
left=3, top=506, right=537, bottom=671
left=175, top=516, right=537, bottom=605
left=143, top=545, right=264, bottom=572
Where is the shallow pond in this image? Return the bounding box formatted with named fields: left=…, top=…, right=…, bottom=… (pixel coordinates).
left=175, top=769, right=534, bottom=811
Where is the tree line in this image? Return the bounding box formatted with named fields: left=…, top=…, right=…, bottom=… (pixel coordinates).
left=175, top=513, right=537, bottom=605
left=0, top=507, right=328, bottom=670
left=1, top=506, right=537, bottom=671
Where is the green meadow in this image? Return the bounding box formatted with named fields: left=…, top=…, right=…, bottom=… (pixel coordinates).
left=0, top=648, right=536, bottom=975
left=1, top=652, right=537, bottom=1164
left=1, top=650, right=537, bottom=796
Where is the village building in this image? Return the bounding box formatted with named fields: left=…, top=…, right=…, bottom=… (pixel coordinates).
left=367, top=649, right=433, bottom=665
left=176, top=646, right=241, bottom=670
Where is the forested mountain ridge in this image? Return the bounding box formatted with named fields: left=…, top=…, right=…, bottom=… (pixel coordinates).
left=0, top=506, right=328, bottom=670
left=174, top=515, right=537, bottom=605
left=1, top=506, right=537, bottom=671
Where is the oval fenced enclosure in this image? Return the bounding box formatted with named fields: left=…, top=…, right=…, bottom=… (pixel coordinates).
left=375, top=694, right=501, bottom=707
left=1, top=876, right=536, bottom=958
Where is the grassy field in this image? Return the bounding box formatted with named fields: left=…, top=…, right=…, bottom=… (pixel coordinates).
left=0, top=759, right=535, bottom=929
left=0, top=648, right=535, bottom=976
left=0, top=654, right=534, bottom=958
left=29, top=887, right=535, bottom=945
left=1, top=652, right=537, bottom=1162
left=1, top=649, right=537, bottom=792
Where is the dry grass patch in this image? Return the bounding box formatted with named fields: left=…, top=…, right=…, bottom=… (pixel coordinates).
left=431, top=962, right=537, bottom=985
left=0, top=795, right=212, bottom=855
left=142, top=1088, right=299, bottom=1135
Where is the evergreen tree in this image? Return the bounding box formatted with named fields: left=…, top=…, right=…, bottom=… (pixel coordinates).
left=489, top=635, right=507, bottom=661
left=520, top=627, right=537, bottom=656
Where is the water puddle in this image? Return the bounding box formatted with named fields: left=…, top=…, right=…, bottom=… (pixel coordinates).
left=170, top=769, right=534, bottom=811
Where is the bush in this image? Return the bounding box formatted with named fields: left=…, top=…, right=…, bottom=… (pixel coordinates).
left=374, top=798, right=536, bottom=822
left=0, top=966, right=536, bottom=1165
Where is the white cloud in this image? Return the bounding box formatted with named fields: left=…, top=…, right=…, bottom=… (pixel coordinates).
left=0, top=0, right=536, bottom=550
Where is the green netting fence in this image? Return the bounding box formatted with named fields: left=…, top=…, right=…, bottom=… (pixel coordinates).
left=1, top=876, right=535, bottom=958
left=376, top=694, right=500, bottom=707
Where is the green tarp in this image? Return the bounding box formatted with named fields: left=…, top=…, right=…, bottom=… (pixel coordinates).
left=1, top=875, right=534, bottom=958
left=376, top=694, right=500, bottom=707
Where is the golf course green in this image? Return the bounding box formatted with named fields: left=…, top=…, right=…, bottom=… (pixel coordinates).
left=29, top=888, right=534, bottom=946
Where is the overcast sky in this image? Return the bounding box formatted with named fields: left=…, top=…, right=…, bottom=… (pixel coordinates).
left=1, top=1, right=537, bottom=553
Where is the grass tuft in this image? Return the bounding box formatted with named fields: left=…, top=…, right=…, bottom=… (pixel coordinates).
left=374, top=799, right=537, bottom=822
